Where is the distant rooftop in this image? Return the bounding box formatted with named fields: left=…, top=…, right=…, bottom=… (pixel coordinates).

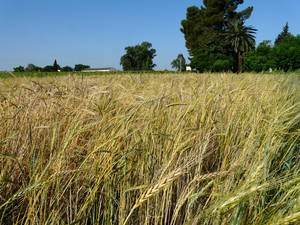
left=82, top=67, right=117, bottom=72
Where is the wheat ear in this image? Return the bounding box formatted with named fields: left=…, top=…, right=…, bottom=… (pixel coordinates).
left=123, top=168, right=184, bottom=225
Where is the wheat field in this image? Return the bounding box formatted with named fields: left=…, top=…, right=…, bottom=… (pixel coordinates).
left=0, top=73, right=299, bottom=225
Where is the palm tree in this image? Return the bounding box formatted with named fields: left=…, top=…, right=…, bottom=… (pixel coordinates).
left=226, top=20, right=257, bottom=73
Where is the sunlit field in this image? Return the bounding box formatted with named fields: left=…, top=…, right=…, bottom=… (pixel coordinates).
left=0, top=73, right=299, bottom=225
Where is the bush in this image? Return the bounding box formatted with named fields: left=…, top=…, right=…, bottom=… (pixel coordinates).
left=191, top=51, right=234, bottom=72
left=61, top=66, right=73, bottom=72
left=25, top=64, right=42, bottom=72
left=74, top=64, right=90, bottom=71
left=212, top=59, right=232, bottom=72
left=243, top=36, right=300, bottom=72
left=13, top=66, right=25, bottom=72
left=42, top=65, right=56, bottom=72
left=243, top=55, right=275, bottom=72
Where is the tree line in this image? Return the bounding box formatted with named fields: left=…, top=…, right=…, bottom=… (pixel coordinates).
left=243, top=23, right=300, bottom=72
left=121, top=0, right=300, bottom=73
left=14, top=60, right=90, bottom=72
left=119, top=1, right=299, bottom=73
left=13, top=1, right=300, bottom=73
left=181, top=0, right=255, bottom=73
left=180, top=0, right=300, bottom=73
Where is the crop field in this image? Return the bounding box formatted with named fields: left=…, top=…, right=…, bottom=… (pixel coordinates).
left=0, top=73, right=299, bottom=224
left=0, top=71, right=179, bottom=79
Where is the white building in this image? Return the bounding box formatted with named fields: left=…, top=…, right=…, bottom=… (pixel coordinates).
left=186, top=66, right=192, bottom=71
left=82, top=67, right=117, bottom=72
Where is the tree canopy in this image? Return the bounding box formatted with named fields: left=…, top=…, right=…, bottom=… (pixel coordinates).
left=181, top=0, right=255, bottom=72
left=120, top=42, right=156, bottom=71
left=53, top=59, right=60, bottom=72
left=226, top=20, right=257, bottom=73
left=243, top=34, right=300, bottom=72
left=181, top=0, right=253, bottom=55
left=25, top=64, right=42, bottom=72
left=61, top=66, right=73, bottom=72
left=171, top=54, right=186, bottom=71
left=274, top=22, right=292, bottom=46
left=74, top=64, right=90, bottom=71
left=13, top=66, right=25, bottom=72
left=42, top=65, right=56, bottom=72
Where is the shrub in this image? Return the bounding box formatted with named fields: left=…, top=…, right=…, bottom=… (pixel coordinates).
left=212, top=59, right=232, bottom=72
left=13, top=65, right=25, bottom=72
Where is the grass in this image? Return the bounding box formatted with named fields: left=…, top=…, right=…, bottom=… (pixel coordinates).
left=0, top=71, right=180, bottom=78
left=0, top=73, right=299, bottom=224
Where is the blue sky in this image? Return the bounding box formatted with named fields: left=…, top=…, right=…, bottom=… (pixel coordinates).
left=1, top=0, right=300, bottom=71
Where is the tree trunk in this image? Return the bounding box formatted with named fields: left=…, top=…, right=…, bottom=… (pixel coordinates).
left=237, top=52, right=242, bottom=73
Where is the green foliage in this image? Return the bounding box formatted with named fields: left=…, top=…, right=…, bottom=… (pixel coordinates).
left=225, top=20, right=257, bottom=73
left=272, top=35, right=300, bottom=71
left=243, top=55, right=274, bottom=72
left=13, top=66, right=25, bottom=72
left=181, top=1, right=253, bottom=55
left=53, top=59, right=60, bottom=72
left=61, top=66, right=73, bottom=72
left=181, top=0, right=254, bottom=73
left=42, top=65, right=56, bottom=72
left=190, top=51, right=214, bottom=72
left=120, top=42, right=156, bottom=71
left=191, top=51, right=233, bottom=72
left=256, top=40, right=273, bottom=55
left=25, top=64, right=35, bottom=72
left=243, top=41, right=275, bottom=72
left=212, top=59, right=233, bottom=72
left=25, top=64, right=41, bottom=72
left=74, top=64, right=90, bottom=71
left=171, top=54, right=186, bottom=71
left=274, top=22, right=292, bottom=46
left=244, top=35, right=300, bottom=72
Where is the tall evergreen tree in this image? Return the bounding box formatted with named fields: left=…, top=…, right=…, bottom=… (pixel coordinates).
left=181, top=0, right=253, bottom=56
left=53, top=59, right=60, bottom=72
left=274, top=22, right=292, bottom=46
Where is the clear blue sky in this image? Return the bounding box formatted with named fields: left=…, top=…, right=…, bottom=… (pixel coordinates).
left=1, top=0, right=300, bottom=71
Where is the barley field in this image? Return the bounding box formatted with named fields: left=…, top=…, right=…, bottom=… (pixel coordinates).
left=0, top=73, right=299, bottom=225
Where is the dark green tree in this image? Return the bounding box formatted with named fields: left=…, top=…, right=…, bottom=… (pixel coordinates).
left=191, top=51, right=233, bottom=72
left=25, top=64, right=35, bottom=72
left=243, top=35, right=300, bottom=72
left=42, top=65, right=56, bottom=72
left=25, top=64, right=41, bottom=72
left=171, top=54, right=186, bottom=71
left=13, top=66, right=25, bottom=72
left=226, top=20, right=256, bottom=73
left=181, top=0, right=253, bottom=56
left=53, top=59, right=60, bottom=72
left=120, top=42, right=156, bottom=71
left=74, top=64, right=90, bottom=71
left=243, top=40, right=275, bottom=72
left=273, top=35, right=300, bottom=71
left=255, top=40, right=273, bottom=55
left=61, top=66, right=73, bottom=72
left=274, top=22, right=292, bottom=46
left=181, top=0, right=254, bottom=72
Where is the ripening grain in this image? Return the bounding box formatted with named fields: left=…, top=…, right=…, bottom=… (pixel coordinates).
left=0, top=73, right=299, bottom=225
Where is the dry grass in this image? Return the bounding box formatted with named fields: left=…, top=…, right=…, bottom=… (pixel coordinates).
left=0, top=73, right=299, bottom=225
